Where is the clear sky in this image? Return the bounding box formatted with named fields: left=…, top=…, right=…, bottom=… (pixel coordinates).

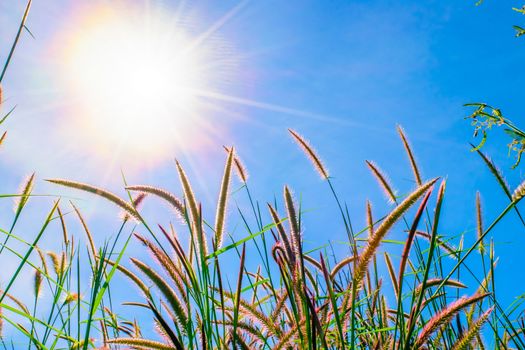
left=1, top=0, right=525, bottom=341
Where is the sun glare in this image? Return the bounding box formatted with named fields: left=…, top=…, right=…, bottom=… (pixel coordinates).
left=57, top=4, right=219, bottom=163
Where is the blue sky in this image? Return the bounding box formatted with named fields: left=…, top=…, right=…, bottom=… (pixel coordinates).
left=1, top=0, right=525, bottom=342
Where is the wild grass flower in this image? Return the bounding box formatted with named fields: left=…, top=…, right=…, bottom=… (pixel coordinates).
left=354, top=178, right=438, bottom=286
left=476, top=191, right=486, bottom=255
left=126, top=185, right=184, bottom=217
left=47, top=251, right=62, bottom=276
left=131, top=258, right=188, bottom=328
left=107, top=338, right=175, bottom=350
left=64, top=292, right=80, bottom=305
left=413, top=278, right=466, bottom=295
left=214, top=148, right=234, bottom=250
left=35, top=247, right=49, bottom=275
left=224, top=146, right=248, bottom=183
left=268, top=203, right=295, bottom=266
left=284, top=186, right=301, bottom=263
left=33, top=270, right=42, bottom=298
left=288, top=129, right=329, bottom=179
left=46, top=178, right=140, bottom=219
left=397, top=125, right=422, bottom=186
left=71, top=202, right=96, bottom=258
left=413, top=293, right=489, bottom=348
left=366, top=161, right=397, bottom=203
left=37, top=125, right=519, bottom=349
left=175, top=160, right=207, bottom=258
left=451, top=306, right=493, bottom=350
left=384, top=253, right=398, bottom=298
left=474, top=149, right=512, bottom=196
left=122, top=192, right=147, bottom=222
left=366, top=200, right=374, bottom=237
left=13, top=172, right=34, bottom=214
left=56, top=206, right=69, bottom=246
left=134, top=233, right=189, bottom=304
left=105, top=259, right=150, bottom=297
left=512, top=179, right=525, bottom=201
left=329, top=255, right=356, bottom=279
left=413, top=230, right=458, bottom=259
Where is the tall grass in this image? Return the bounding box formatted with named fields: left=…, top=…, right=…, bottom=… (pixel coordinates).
left=26, top=127, right=523, bottom=349
left=0, top=101, right=523, bottom=348
left=1, top=1, right=525, bottom=348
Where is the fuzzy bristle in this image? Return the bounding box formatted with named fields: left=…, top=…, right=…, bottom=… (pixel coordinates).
left=512, top=179, right=525, bottom=201
left=223, top=146, right=249, bottom=183
left=366, top=161, right=397, bottom=203
left=397, top=125, right=423, bottom=186
left=289, top=129, right=329, bottom=179
left=414, top=293, right=489, bottom=348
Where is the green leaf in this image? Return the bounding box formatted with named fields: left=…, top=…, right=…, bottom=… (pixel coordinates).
left=504, top=128, right=525, bottom=139
left=514, top=25, right=525, bottom=37
left=206, top=222, right=276, bottom=259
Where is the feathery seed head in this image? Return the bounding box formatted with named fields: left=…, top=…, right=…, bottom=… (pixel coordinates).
left=512, top=179, right=525, bottom=201
left=268, top=203, right=295, bottom=266
left=47, top=251, right=62, bottom=276
left=354, top=178, right=438, bottom=286
left=34, top=270, right=42, bottom=298
left=64, top=292, right=80, bottom=304
left=414, top=293, right=489, bottom=348
left=288, top=129, right=329, bottom=179
left=36, top=247, right=49, bottom=275
left=223, top=146, right=248, bottom=183
left=214, top=147, right=234, bottom=250
left=397, top=125, right=423, bottom=186
left=122, top=192, right=147, bottom=222
left=283, top=186, right=301, bottom=261
left=475, top=150, right=511, bottom=196
left=56, top=206, right=69, bottom=246
left=366, top=161, right=397, bottom=203
left=14, top=172, right=35, bottom=213
left=107, top=338, right=174, bottom=350
left=366, top=200, right=374, bottom=237
left=476, top=191, right=486, bottom=255
left=451, top=306, right=494, bottom=350
left=175, top=160, right=207, bottom=257
left=126, top=185, right=184, bottom=217
left=46, top=178, right=140, bottom=220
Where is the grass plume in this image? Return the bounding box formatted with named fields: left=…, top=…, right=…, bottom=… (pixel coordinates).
left=46, top=178, right=140, bottom=219
left=366, top=161, right=397, bottom=203
left=413, top=293, right=489, bottom=348
left=354, top=178, right=437, bottom=286
left=214, top=147, right=234, bottom=250
left=289, top=128, right=329, bottom=179
left=397, top=125, right=422, bottom=186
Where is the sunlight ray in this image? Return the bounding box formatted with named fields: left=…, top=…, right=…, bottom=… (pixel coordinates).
left=185, top=0, right=249, bottom=55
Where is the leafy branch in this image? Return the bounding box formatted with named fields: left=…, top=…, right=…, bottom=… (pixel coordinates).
left=465, top=3, right=525, bottom=168
left=513, top=5, right=525, bottom=36
left=465, top=103, right=525, bottom=168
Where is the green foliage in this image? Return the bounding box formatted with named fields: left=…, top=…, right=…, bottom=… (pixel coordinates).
left=466, top=103, right=525, bottom=168
left=513, top=5, right=525, bottom=36
left=465, top=4, right=525, bottom=168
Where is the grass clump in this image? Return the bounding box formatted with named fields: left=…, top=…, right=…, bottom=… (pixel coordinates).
left=27, top=127, right=524, bottom=349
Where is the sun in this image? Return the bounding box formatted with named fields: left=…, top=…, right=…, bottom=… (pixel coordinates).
left=57, top=3, right=218, bottom=162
